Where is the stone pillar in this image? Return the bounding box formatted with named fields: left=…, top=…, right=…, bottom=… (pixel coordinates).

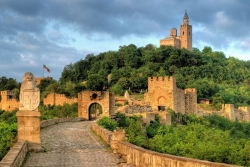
left=222, top=104, right=235, bottom=121
left=16, top=72, right=42, bottom=152
left=111, top=129, right=125, bottom=153
left=238, top=106, right=250, bottom=122
left=158, top=112, right=172, bottom=125
left=141, top=112, right=156, bottom=125
left=16, top=110, right=42, bottom=151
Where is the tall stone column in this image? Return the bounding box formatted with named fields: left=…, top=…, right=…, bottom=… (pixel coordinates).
left=16, top=72, right=42, bottom=152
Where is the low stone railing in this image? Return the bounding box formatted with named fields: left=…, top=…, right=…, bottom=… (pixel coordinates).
left=0, top=141, right=28, bottom=167
left=40, top=117, right=84, bottom=128
left=91, top=123, right=241, bottom=167
left=91, top=123, right=113, bottom=144
left=0, top=117, right=84, bottom=167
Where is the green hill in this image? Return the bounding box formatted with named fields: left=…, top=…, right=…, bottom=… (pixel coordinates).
left=59, top=44, right=250, bottom=110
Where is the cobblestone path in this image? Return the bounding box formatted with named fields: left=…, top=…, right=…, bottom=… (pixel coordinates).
left=23, top=121, right=120, bottom=167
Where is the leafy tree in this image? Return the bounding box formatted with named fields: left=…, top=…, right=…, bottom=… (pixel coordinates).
left=117, top=77, right=130, bottom=89
left=0, top=77, right=19, bottom=91
left=126, top=117, right=147, bottom=147
left=59, top=63, right=74, bottom=84
left=202, top=46, right=212, bottom=54
left=38, top=77, right=57, bottom=93
left=97, top=116, right=117, bottom=131
left=86, top=74, right=105, bottom=91
left=109, top=83, right=124, bottom=96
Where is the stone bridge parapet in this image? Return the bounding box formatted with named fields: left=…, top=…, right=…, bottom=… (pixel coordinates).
left=0, top=117, right=84, bottom=167
left=92, top=122, right=241, bottom=167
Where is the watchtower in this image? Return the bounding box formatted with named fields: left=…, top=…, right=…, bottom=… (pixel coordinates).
left=180, top=11, right=192, bottom=50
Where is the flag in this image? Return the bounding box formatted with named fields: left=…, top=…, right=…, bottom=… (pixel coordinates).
left=43, top=64, right=50, bottom=73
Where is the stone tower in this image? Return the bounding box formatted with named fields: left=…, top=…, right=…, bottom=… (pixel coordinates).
left=180, top=11, right=192, bottom=50
left=160, top=11, right=192, bottom=51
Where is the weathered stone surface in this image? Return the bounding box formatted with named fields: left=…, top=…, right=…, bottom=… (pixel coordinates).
left=93, top=120, right=240, bottom=167
left=16, top=111, right=42, bottom=152
left=0, top=90, right=19, bottom=111
left=43, top=93, right=77, bottom=106
left=78, top=91, right=115, bottom=120
left=125, top=105, right=153, bottom=114
left=23, top=122, right=122, bottom=167
left=19, top=72, right=40, bottom=111
left=160, top=11, right=192, bottom=51
left=0, top=141, right=28, bottom=167
left=144, top=76, right=197, bottom=114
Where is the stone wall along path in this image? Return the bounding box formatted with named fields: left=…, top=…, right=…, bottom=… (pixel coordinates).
left=23, top=121, right=121, bottom=167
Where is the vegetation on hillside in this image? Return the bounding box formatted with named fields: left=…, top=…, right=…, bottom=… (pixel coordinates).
left=1, top=44, right=250, bottom=109
left=98, top=112, right=250, bottom=166
left=58, top=45, right=250, bottom=109
left=39, top=103, right=78, bottom=120
left=0, top=110, right=17, bottom=161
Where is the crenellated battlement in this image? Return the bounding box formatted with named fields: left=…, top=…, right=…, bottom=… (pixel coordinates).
left=0, top=90, right=19, bottom=111
left=222, top=104, right=234, bottom=111
left=145, top=75, right=197, bottom=114
left=238, top=106, right=250, bottom=112
left=44, top=92, right=77, bottom=106
left=1, top=90, right=14, bottom=96
left=148, top=76, right=175, bottom=82
left=6, top=99, right=18, bottom=102
left=184, top=88, right=196, bottom=93
left=148, top=76, right=176, bottom=89
left=55, top=94, right=66, bottom=97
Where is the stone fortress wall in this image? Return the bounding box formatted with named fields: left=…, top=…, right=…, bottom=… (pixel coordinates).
left=92, top=122, right=240, bottom=167
left=1, top=75, right=250, bottom=123
left=0, top=91, right=78, bottom=111
left=144, top=76, right=197, bottom=114
left=78, top=91, right=115, bottom=120
left=43, top=93, right=78, bottom=106
left=0, top=90, right=19, bottom=111
left=219, top=104, right=250, bottom=122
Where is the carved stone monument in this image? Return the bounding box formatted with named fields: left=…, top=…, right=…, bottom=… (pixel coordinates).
left=16, top=72, right=42, bottom=151
left=124, top=90, right=129, bottom=100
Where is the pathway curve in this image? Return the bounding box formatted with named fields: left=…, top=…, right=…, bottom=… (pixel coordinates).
left=23, top=121, right=121, bottom=167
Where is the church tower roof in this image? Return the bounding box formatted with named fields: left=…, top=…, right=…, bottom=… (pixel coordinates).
left=183, top=10, right=189, bottom=19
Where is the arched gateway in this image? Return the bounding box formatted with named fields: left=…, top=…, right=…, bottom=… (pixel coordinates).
left=78, top=91, right=116, bottom=120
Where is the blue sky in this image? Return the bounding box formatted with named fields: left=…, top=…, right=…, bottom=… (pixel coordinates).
left=0, top=0, right=249, bottom=81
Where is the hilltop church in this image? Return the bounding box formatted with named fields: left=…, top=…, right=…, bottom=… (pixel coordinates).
left=160, top=11, right=192, bottom=51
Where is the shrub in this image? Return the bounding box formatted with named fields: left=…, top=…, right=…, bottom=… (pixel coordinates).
left=115, top=112, right=130, bottom=128
left=97, top=116, right=117, bottom=131
left=124, top=101, right=129, bottom=105
left=0, top=110, right=17, bottom=124
left=0, top=122, right=17, bottom=161
left=115, top=103, right=122, bottom=107
left=126, top=118, right=147, bottom=147
left=109, top=83, right=124, bottom=96
left=146, top=115, right=161, bottom=138
left=39, top=103, right=78, bottom=120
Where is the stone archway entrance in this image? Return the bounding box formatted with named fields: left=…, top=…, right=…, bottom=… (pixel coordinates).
left=78, top=91, right=115, bottom=120
left=88, top=103, right=102, bottom=120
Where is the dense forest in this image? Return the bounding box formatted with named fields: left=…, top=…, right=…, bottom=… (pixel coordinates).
left=1, top=44, right=250, bottom=109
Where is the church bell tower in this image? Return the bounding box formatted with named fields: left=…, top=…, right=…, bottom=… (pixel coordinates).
left=180, top=11, right=192, bottom=50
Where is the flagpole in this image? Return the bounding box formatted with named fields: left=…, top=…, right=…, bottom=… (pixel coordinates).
left=43, top=63, right=44, bottom=78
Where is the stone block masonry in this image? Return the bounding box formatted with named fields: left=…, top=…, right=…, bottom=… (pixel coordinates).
left=0, top=90, right=19, bottom=111
left=0, top=141, right=28, bottom=167
left=92, top=122, right=241, bottom=167
left=16, top=111, right=42, bottom=152
left=78, top=91, right=115, bottom=120
left=43, top=93, right=77, bottom=106
left=144, top=76, right=197, bottom=114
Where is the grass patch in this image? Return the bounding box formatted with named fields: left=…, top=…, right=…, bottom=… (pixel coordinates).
left=198, top=104, right=217, bottom=111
